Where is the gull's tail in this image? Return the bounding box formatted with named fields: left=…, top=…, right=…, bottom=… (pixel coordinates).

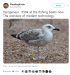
left=11, top=34, right=17, bottom=38
left=11, top=33, right=21, bottom=40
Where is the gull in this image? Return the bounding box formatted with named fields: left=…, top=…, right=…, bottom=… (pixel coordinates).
left=11, top=24, right=60, bottom=61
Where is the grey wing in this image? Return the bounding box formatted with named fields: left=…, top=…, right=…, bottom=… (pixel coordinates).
left=16, top=29, right=41, bottom=42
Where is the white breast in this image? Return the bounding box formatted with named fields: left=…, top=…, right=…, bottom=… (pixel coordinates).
left=43, top=31, right=53, bottom=43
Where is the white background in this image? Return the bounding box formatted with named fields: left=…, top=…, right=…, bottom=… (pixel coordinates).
left=0, top=0, right=70, bottom=75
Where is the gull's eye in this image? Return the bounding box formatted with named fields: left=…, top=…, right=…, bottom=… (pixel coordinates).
left=47, top=26, right=51, bottom=28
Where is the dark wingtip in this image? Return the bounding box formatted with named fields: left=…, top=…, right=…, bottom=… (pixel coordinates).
left=11, top=34, right=17, bottom=38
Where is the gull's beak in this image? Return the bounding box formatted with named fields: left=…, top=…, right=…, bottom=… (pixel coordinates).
left=53, top=28, right=60, bottom=31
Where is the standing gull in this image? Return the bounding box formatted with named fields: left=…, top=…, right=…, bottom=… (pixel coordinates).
left=11, top=24, right=60, bottom=61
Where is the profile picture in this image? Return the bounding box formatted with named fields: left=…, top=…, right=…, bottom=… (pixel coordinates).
left=3, top=3, right=9, bottom=9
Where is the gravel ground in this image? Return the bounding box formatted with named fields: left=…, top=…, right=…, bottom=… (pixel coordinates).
left=3, top=19, right=69, bottom=63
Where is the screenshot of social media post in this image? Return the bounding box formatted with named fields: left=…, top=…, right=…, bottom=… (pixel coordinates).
left=0, top=0, right=70, bottom=75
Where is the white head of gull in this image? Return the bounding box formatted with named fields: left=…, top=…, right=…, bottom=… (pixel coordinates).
left=11, top=24, right=60, bottom=61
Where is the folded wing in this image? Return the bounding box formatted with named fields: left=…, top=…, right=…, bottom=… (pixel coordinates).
left=16, top=29, right=42, bottom=42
